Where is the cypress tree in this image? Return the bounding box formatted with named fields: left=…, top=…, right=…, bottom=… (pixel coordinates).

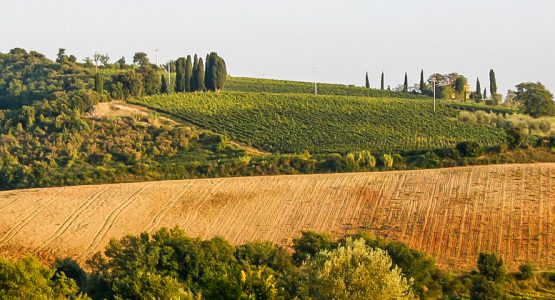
left=94, top=73, right=104, bottom=94
left=197, top=57, right=206, bottom=91
left=403, top=72, right=408, bottom=92
left=175, top=57, right=186, bottom=92
left=185, top=55, right=193, bottom=92
left=205, top=52, right=227, bottom=91
left=161, top=74, right=168, bottom=93
left=365, top=72, right=370, bottom=89
left=381, top=72, right=385, bottom=90
left=484, top=88, right=488, bottom=100
left=204, top=54, right=211, bottom=89
left=191, top=55, right=199, bottom=91
left=420, top=70, right=425, bottom=92
left=476, top=78, right=482, bottom=100
left=489, top=69, right=497, bottom=96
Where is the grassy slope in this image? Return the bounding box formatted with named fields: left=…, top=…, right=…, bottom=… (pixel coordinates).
left=132, top=91, right=506, bottom=154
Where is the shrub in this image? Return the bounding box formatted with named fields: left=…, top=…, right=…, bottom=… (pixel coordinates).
left=383, top=154, right=394, bottom=167
left=304, top=238, right=413, bottom=300
left=470, top=277, right=504, bottom=300
left=477, top=253, right=505, bottom=282
left=292, top=231, right=335, bottom=264
left=518, top=262, right=534, bottom=280
left=506, top=128, right=523, bottom=149
left=456, top=141, right=482, bottom=157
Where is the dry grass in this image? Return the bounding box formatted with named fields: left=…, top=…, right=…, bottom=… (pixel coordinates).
left=0, top=163, right=553, bottom=271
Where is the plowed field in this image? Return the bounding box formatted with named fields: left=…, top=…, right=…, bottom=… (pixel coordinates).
left=0, top=163, right=553, bottom=271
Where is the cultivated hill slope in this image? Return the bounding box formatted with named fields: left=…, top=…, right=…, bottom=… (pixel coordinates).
left=0, top=163, right=553, bottom=271
left=132, top=91, right=506, bottom=153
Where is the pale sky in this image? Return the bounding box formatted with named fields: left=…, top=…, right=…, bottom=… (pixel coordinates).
left=1, top=0, right=554, bottom=95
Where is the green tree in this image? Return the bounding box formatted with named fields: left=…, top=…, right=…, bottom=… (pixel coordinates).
left=185, top=55, right=193, bottom=92
left=56, top=48, right=68, bottom=64
left=305, top=238, right=413, bottom=300
left=94, top=73, right=104, bottom=94
left=420, top=70, right=425, bottom=92
left=0, top=256, right=86, bottom=299
left=196, top=58, right=206, bottom=92
left=484, top=87, right=488, bottom=100
left=161, top=74, right=169, bottom=94
left=470, top=277, right=504, bottom=300
left=489, top=69, right=497, bottom=96
left=117, top=56, right=126, bottom=68
left=403, top=72, right=408, bottom=92
left=381, top=71, right=385, bottom=90
left=133, top=52, right=150, bottom=66
left=191, top=54, right=199, bottom=91
left=365, top=72, right=370, bottom=89
left=454, top=76, right=468, bottom=99
left=292, top=231, right=335, bottom=264
left=514, top=82, right=555, bottom=117
left=476, top=78, right=482, bottom=100
left=477, top=252, right=505, bottom=282
left=205, top=52, right=227, bottom=91
left=175, top=57, right=186, bottom=92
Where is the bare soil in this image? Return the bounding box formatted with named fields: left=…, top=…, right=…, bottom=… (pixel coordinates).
left=0, top=163, right=553, bottom=271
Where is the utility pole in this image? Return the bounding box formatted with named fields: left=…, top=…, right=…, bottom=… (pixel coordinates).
left=155, top=49, right=159, bottom=66
left=314, top=67, right=318, bottom=95
left=167, top=63, right=171, bottom=91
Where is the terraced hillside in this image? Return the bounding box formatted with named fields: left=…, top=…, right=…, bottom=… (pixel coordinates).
left=0, top=163, right=553, bottom=271
left=132, top=91, right=506, bottom=153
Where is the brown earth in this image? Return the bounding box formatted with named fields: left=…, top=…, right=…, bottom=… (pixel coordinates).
left=0, top=163, right=553, bottom=271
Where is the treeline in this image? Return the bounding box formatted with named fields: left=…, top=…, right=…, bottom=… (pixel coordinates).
left=0, top=48, right=228, bottom=110
left=2, top=228, right=554, bottom=299
left=174, top=52, right=227, bottom=93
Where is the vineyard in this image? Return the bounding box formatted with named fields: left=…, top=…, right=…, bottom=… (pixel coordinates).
left=226, top=76, right=429, bottom=99
left=0, top=163, right=553, bottom=271
left=132, top=91, right=506, bottom=153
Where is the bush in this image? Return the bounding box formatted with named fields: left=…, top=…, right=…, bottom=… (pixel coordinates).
left=477, top=253, right=505, bottom=282
left=304, top=238, right=413, bottom=300
left=506, top=128, right=523, bottom=149
left=383, top=154, right=394, bottom=167
left=456, top=141, right=482, bottom=157
left=292, top=231, right=335, bottom=264
left=470, top=277, right=504, bottom=300
left=493, top=143, right=508, bottom=154
left=518, top=262, right=534, bottom=280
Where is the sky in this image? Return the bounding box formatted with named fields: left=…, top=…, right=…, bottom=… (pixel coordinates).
left=1, top=0, right=554, bottom=95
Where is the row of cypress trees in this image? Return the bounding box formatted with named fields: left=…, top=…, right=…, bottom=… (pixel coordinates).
left=174, top=52, right=227, bottom=93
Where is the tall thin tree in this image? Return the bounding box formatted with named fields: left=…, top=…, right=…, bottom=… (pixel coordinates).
left=160, top=74, right=168, bottom=94
left=476, top=78, right=482, bottom=100
left=489, top=69, right=497, bottom=96
left=381, top=72, right=385, bottom=90
left=365, top=72, right=370, bottom=89
left=403, top=73, right=408, bottom=92
left=191, top=54, right=199, bottom=91
left=419, top=70, right=425, bottom=92
left=197, top=57, right=206, bottom=91
left=175, top=57, right=186, bottom=92
left=185, top=55, right=193, bottom=92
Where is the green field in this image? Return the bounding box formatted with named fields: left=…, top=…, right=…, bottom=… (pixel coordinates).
left=132, top=91, right=506, bottom=154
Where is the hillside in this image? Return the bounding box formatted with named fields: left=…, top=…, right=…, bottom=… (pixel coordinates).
left=0, top=163, right=553, bottom=271
left=132, top=91, right=507, bottom=153
left=225, top=76, right=428, bottom=99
